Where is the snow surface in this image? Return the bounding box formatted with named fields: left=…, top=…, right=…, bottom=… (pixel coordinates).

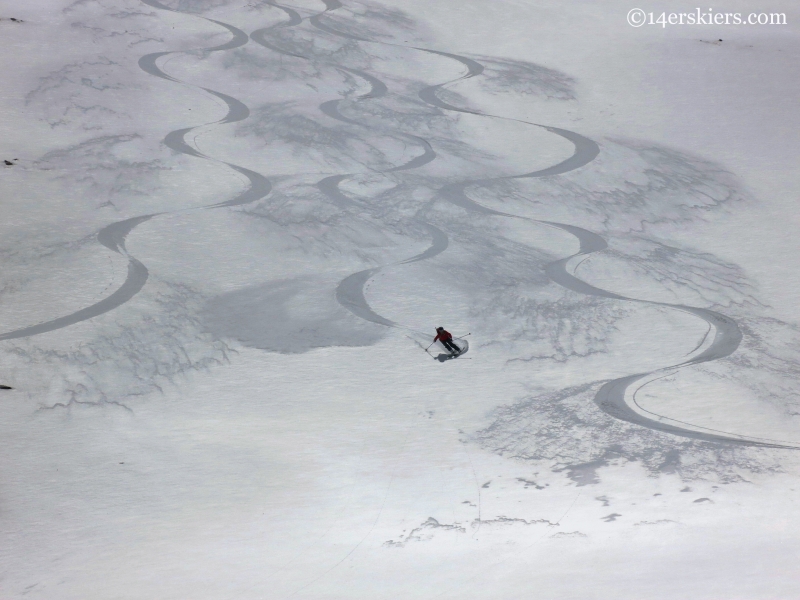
left=1, top=0, right=800, bottom=597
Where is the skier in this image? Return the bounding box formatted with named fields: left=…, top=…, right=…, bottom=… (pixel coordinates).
left=433, top=327, right=461, bottom=355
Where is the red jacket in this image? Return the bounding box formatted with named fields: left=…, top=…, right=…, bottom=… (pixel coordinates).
left=434, top=329, right=452, bottom=342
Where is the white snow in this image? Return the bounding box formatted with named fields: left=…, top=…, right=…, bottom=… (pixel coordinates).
left=1, top=0, right=800, bottom=598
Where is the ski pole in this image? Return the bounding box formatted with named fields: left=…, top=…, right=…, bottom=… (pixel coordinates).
left=454, top=333, right=471, bottom=340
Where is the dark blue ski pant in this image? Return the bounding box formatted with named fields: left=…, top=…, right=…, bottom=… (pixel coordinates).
left=442, top=340, right=460, bottom=353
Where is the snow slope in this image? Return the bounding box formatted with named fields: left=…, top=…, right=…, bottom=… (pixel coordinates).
left=1, top=0, right=800, bottom=598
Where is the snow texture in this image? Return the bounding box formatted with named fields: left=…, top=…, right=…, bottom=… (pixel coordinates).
left=1, top=0, right=800, bottom=598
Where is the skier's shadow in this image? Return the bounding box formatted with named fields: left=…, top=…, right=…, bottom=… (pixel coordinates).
left=435, top=353, right=457, bottom=362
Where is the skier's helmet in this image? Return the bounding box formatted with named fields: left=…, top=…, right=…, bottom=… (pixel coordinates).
left=436, top=326, right=444, bottom=331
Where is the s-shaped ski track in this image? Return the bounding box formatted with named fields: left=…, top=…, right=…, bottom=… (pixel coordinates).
left=0, top=1, right=272, bottom=342
left=309, top=3, right=798, bottom=448
left=252, top=0, right=446, bottom=342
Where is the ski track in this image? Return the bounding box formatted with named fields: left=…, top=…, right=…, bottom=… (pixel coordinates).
left=249, top=11, right=469, bottom=595
left=0, top=0, right=271, bottom=342
left=2, top=0, right=784, bottom=449
left=304, top=3, right=795, bottom=448
left=252, top=0, right=444, bottom=341
left=0, top=3, right=789, bottom=597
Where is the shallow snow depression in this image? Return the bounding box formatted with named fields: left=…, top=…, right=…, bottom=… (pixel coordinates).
left=1, top=0, right=800, bottom=598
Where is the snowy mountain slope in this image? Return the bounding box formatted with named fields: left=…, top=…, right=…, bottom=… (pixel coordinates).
left=1, top=0, right=800, bottom=598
